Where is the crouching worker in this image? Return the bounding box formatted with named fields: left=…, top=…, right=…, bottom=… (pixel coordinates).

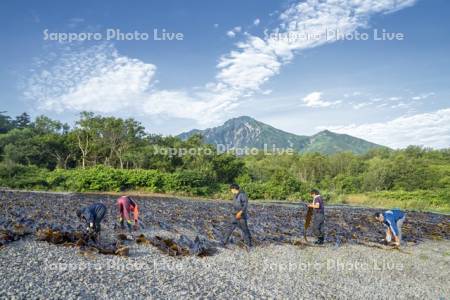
left=117, top=196, right=139, bottom=232
left=309, top=189, right=325, bottom=245
left=223, top=184, right=253, bottom=248
left=374, top=209, right=406, bottom=247
left=76, top=203, right=107, bottom=239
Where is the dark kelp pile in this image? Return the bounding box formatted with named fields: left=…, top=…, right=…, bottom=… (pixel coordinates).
left=0, top=190, right=449, bottom=257
left=0, top=223, right=31, bottom=248
left=36, top=228, right=129, bottom=256
left=136, top=234, right=217, bottom=257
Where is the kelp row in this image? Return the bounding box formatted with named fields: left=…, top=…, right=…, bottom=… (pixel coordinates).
left=0, top=190, right=449, bottom=257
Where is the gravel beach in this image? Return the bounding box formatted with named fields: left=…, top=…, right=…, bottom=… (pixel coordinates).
left=1, top=190, right=449, bottom=299
left=0, top=239, right=449, bottom=299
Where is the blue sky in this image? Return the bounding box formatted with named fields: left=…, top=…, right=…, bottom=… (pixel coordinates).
left=1, top=0, right=449, bottom=148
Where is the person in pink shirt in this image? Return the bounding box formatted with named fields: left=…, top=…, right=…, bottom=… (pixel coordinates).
left=117, top=196, right=139, bottom=232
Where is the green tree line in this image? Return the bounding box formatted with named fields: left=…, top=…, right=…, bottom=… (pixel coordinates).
left=0, top=111, right=449, bottom=210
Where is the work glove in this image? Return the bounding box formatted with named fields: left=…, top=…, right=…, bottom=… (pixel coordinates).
left=235, top=211, right=243, bottom=220
left=118, top=217, right=125, bottom=229
left=386, top=234, right=392, bottom=243
left=86, top=222, right=94, bottom=231
left=87, top=223, right=95, bottom=234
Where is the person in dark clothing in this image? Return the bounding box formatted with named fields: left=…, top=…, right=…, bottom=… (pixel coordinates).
left=308, top=189, right=325, bottom=245
left=76, top=203, right=107, bottom=236
left=223, top=184, right=253, bottom=247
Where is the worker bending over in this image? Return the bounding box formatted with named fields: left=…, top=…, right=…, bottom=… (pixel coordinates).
left=76, top=203, right=107, bottom=238
left=117, top=196, right=139, bottom=232
left=374, top=209, right=406, bottom=246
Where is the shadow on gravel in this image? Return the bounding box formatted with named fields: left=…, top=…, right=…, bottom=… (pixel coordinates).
left=0, top=190, right=449, bottom=257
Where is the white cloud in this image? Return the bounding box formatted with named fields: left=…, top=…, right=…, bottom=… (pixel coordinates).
left=353, top=102, right=371, bottom=110
left=324, top=108, right=450, bottom=149
left=389, top=96, right=401, bottom=101
left=216, top=36, right=282, bottom=91
left=227, top=26, right=242, bottom=38
left=344, top=91, right=361, bottom=98
left=351, top=93, right=424, bottom=110
left=254, top=18, right=260, bottom=26
left=25, top=44, right=156, bottom=113
left=226, top=30, right=236, bottom=38
left=215, top=0, right=417, bottom=110
left=412, top=92, right=435, bottom=101
left=24, top=44, right=243, bottom=125
left=214, top=23, right=219, bottom=28
left=25, top=0, right=417, bottom=128
left=142, top=90, right=204, bottom=118
left=390, top=102, right=408, bottom=109
left=302, top=91, right=341, bottom=108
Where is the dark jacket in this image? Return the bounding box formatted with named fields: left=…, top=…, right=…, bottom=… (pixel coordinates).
left=313, top=195, right=325, bottom=215
left=79, top=203, right=107, bottom=225
left=232, top=191, right=249, bottom=218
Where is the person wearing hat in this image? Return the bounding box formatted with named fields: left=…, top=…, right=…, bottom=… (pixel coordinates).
left=308, top=189, right=325, bottom=244
left=223, top=183, right=253, bottom=247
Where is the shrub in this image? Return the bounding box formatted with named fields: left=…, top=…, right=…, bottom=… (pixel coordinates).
left=163, top=170, right=216, bottom=195
left=0, top=162, right=49, bottom=189
left=124, top=169, right=165, bottom=192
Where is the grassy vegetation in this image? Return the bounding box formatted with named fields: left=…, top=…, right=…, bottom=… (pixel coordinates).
left=1, top=112, right=449, bottom=213
left=330, top=190, right=450, bottom=213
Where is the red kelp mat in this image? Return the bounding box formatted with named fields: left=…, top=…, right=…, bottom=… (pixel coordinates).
left=1, top=190, right=449, bottom=256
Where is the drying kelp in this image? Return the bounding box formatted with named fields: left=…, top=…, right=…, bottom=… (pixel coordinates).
left=0, top=227, right=28, bottom=248
left=0, top=223, right=31, bottom=248
left=0, top=190, right=449, bottom=257
left=36, top=228, right=129, bottom=256
left=147, top=235, right=190, bottom=257
left=136, top=233, right=217, bottom=257
left=304, top=207, right=313, bottom=242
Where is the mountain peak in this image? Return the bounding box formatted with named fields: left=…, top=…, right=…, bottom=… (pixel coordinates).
left=178, top=117, right=386, bottom=154
left=224, top=116, right=258, bottom=125
left=314, top=129, right=333, bottom=136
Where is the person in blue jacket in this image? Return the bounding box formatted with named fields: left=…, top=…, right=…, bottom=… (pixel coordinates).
left=374, top=209, right=406, bottom=246
left=76, top=203, right=107, bottom=238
